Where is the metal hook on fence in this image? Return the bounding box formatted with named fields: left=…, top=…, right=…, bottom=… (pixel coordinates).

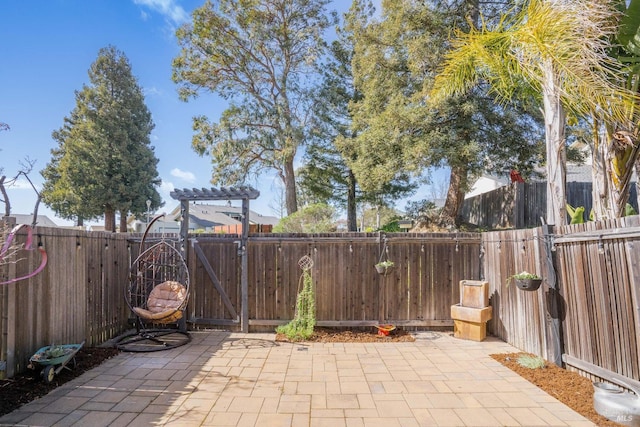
left=378, top=234, right=390, bottom=265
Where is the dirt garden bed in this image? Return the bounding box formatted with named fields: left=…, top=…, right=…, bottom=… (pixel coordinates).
left=491, top=353, right=621, bottom=427
left=0, top=347, right=120, bottom=417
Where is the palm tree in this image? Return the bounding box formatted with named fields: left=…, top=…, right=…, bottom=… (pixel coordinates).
left=431, top=0, right=638, bottom=226
left=591, top=0, right=640, bottom=220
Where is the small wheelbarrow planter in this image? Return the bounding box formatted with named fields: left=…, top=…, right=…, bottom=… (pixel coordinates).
left=375, top=324, right=396, bottom=336
left=28, top=341, right=85, bottom=383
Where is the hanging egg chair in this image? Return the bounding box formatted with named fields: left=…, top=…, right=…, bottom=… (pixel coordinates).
left=116, top=214, right=191, bottom=352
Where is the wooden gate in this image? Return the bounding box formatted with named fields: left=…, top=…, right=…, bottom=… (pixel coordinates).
left=187, top=237, right=242, bottom=327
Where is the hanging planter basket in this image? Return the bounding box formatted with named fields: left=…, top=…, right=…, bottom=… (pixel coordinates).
left=376, top=236, right=394, bottom=276
left=515, top=278, right=542, bottom=292
left=375, top=262, right=394, bottom=275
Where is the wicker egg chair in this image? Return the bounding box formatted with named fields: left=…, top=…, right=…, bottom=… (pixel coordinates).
left=117, top=215, right=191, bottom=352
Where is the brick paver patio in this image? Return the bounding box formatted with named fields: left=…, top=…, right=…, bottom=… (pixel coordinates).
left=0, top=331, right=595, bottom=426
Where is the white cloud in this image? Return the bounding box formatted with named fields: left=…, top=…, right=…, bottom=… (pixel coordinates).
left=5, top=178, right=39, bottom=191
left=143, top=86, right=162, bottom=97
left=158, top=180, right=176, bottom=211
left=160, top=180, right=175, bottom=194
left=158, top=179, right=176, bottom=197
left=133, top=0, right=189, bottom=25
left=170, top=168, right=196, bottom=183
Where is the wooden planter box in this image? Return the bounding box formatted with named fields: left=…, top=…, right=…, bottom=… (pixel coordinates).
left=450, top=304, right=493, bottom=342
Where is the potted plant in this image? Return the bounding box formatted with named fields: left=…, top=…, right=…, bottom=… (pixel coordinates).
left=375, top=260, right=394, bottom=275
left=508, top=271, right=542, bottom=291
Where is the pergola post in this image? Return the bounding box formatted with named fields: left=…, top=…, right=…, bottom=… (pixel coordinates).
left=179, top=200, right=190, bottom=259
left=241, top=198, right=250, bottom=332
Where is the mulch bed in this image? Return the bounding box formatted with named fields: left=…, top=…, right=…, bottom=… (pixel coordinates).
left=0, top=347, right=120, bottom=417
left=276, top=326, right=416, bottom=343
left=491, top=353, right=622, bottom=427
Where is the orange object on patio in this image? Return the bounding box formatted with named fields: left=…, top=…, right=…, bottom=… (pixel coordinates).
left=376, top=324, right=396, bottom=336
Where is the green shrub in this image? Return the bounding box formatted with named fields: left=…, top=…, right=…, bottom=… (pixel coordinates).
left=517, top=354, right=546, bottom=369
left=276, top=269, right=315, bottom=341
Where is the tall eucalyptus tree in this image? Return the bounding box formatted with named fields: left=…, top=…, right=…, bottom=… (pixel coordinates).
left=173, top=0, right=335, bottom=215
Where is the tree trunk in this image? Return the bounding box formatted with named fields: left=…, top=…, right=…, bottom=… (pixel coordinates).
left=605, top=125, right=638, bottom=218
left=283, top=157, right=298, bottom=216
left=77, top=217, right=84, bottom=227
left=636, top=156, right=640, bottom=212
left=104, top=207, right=116, bottom=232
left=346, top=169, right=357, bottom=232
left=119, top=210, right=128, bottom=232
left=591, top=118, right=608, bottom=220
left=592, top=119, right=639, bottom=220
left=440, top=165, right=467, bottom=227
left=31, top=195, right=41, bottom=228
left=542, top=60, right=567, bottom=226
left=0, top=176, right=10, bottom=217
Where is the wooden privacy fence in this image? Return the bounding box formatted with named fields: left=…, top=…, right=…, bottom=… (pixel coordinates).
left=483, top=216, right=640, bottom=390
left=3, top=218, right=639, bottom=391
left=0, top=227, right=130, bottom=379
left=555, top=217, right=640, bottom=389
left=0, top=229, right=482, bottom=377
left=482, top=227, right=550, bottom=358
left=463, top=181, right=639, bottom=229
left=187, top=232, right=481, bottom=330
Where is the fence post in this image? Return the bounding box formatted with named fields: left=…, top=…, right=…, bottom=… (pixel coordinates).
left=240, top=198, right=250, bottom=333
left=513, top=182, right=525, bottom=228
left=542, top=224, right=564, bottom=366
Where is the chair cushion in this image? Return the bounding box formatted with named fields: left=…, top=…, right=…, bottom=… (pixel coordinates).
left=132, top=281, right=186, bottom=321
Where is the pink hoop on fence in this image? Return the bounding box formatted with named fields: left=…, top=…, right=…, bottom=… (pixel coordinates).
left=0, top=224, right=48, bottom=285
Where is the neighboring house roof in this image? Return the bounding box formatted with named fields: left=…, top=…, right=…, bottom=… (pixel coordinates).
left=130, top=219, right=180, bottom=233
left=170, top=203, right=279, bottom=229
left=533, top=163, right=637, bottom=183
left=10, top=214, right=58, bottom=227
left=188, top=211, right=240, bottom=228
left=466, top=174, right=510, bottom=199
left=566, top=164, right=593, bottom=183
left=466, top=153, right=638, bottom=199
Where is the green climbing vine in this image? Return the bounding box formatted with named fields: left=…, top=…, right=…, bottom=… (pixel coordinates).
left=276, top=256, right=316, bottom=341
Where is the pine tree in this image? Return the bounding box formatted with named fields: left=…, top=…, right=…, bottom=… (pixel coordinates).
left=347, top=0, right=543, bottom=227
left=41, top=46, right=162, bottom=231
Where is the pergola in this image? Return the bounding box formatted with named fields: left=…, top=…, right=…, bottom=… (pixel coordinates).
left=170, top=186, right=260, bottom=332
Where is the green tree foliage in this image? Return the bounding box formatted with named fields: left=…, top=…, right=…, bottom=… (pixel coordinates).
left=431, top=0, right=639, bottom=225
left=273, top=203, right=336, bottom=233
left=299, top=8, right=416, bottom=231
left=41, top=46, right=162, bottom=231
left=591, top=0, right=640, bottom=220
left=404, top=199, right=439, bottom=224
left=345, top=0, right=543, bottom=227
left=300, top=34, right=360, bottom=231
left=359, top=205, right=401, bottom=231
left=172, top=0, right=335, bottom=216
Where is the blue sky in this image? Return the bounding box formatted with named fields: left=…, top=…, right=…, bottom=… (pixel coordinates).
left=0, top=0, right=341, bottom=225
left=1, top=0, right=428, bottom=227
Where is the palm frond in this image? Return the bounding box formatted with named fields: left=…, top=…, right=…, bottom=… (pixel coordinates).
left=431, top=0, right=640, bottom=124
